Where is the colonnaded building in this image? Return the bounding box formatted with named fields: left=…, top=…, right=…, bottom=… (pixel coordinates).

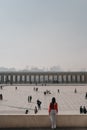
left=0, top=71, right=87, bottom=84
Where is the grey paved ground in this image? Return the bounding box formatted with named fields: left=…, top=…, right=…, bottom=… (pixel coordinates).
left=1, top=85, right=87, bottom=115
left=0, top=128, right=87, bottom=130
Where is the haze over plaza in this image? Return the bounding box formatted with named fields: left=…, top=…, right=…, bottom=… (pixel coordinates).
left=0, top=0, right=87, bottom=71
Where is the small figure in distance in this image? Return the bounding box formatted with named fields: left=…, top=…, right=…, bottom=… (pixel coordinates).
left=74, top=88, right=77, bottom=93
left=15, top=86, right=17, bottom=90
left=58, top=89, right=60, bottom=93
left=36, top=87, right=38, bottom=91
left=85, top=92, right=87, bottom=99
left=48, top=97, right=58, bottom=129
left=28, top=96, right=30, bottom=103
left=28, top=96, right=32, bottom=103
left=44, top=91, right=46, bottom=95
left=80, top=106, right=83, bottom=114
left=34, top=106, right=38, bottom=114
left=33, top=87, right=35, bottom=91
left=0, top=94, right=3, bottom=100
left=37, top=99, right=42, bottom=110
left=25, top=109, right=28, bottom=114
left=83, top=106, right=86, bottom=114
left=0, top=86, right=3, bottom=90
left=30, top=96, right=32, bottom=102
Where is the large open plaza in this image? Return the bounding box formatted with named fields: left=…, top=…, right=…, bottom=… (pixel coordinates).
left=0, top=84, right=87, bottom=115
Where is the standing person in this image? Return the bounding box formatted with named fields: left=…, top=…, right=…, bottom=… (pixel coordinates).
left=37, top=99, right=42, bottom=110
left=28, top=96, right=30, bottom=103
left=48, top=97, right=58, bottom=129
left=34, top=106, right=38, bottom=114
left=30, top=96, right=32, bottom=102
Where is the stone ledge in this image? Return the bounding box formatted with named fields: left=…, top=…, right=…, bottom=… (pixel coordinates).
left=0, top=115, right=87, bottom=128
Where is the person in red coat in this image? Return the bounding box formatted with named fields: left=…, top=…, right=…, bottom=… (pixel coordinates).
left=48, top=97, right=58, bottom=129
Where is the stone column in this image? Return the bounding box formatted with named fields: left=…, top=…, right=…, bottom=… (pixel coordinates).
left=10, top=74, right=13, bottom=85
left=6, top=75, right=8, bottom=84
left=34, top=74, right=36, bottom=83
left=15, top=75, right=17, bottom=84
left=52, top=74, right=54, bottom=83
left=76, top=74, right=77, bottom=83
left=39, top=75, right=41, bottom=83
left=0, top=75, right=1, bottom=83
left=57, top=74, right=58, bottom=83
left=1, top=74, right=4, bottom=84
left=71, top=75, right=72, bottom=83
left=42, top=74, right=44, bottom=83
left=25, top=74, right=27, bottom=84
left=75, top=75, right=77, bottom=83
left=14, top=75, right=16, bottom=84
left=61, top=74, right=63, bottom=83
left=38, top=74, right=40, bottom=83
left=29, top=75, right=31, bottom=84
left=48, top=75, right=51, bottom=83
left=80, top=75, right=82, bottom=83
left=81, top=75, right=85, bottom=83
left=20, top=75, right=22, bottom=84
left=84, top=74, right=86, bottom=83
left=26, top=75, right=29, bottom=83
left=66, top=75, right=68, bottom=83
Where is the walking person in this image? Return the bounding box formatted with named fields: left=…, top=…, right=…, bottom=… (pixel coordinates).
left=48, top=97, right=58, bottom=129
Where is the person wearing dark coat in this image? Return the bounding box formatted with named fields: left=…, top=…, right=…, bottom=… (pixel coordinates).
left=80, top=106, right=83, bottom=113
left=83, top=106, right=86, bottom=114
left=37, top=99, right=42, bottom=109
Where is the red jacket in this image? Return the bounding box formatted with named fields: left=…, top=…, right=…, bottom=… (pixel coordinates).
left=49, top=102, right=58, bottom=113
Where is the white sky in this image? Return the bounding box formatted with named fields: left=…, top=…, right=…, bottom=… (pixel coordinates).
left=0, top=0, right=87, bottom=71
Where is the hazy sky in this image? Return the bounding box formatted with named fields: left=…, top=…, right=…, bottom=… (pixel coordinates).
left=0, top=0, right=87, bottom=71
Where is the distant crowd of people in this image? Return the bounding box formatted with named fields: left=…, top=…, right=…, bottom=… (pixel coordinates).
left=80, top=106, right=87, bottom=114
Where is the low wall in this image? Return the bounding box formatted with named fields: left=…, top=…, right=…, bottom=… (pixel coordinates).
left=0, top=115, right=87, bottom=128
